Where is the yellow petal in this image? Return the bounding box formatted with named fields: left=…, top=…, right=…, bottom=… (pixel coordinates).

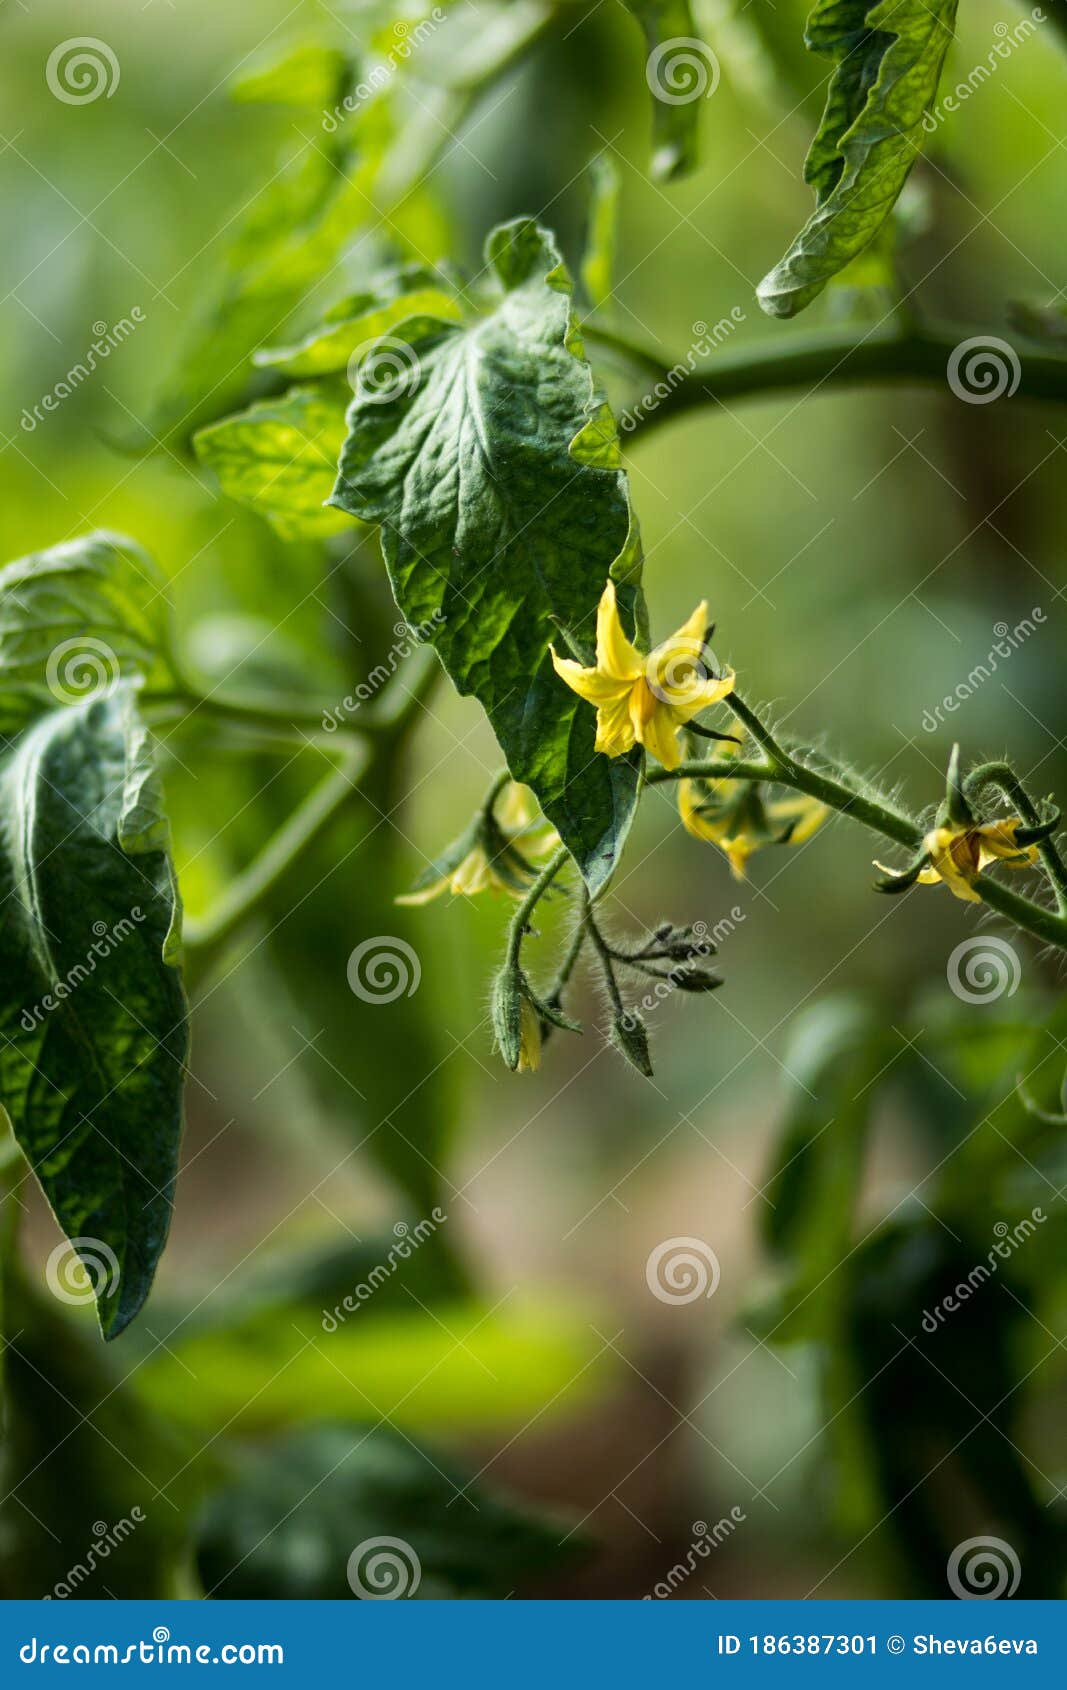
left=449, top=848, right=493, bottom=896
left=551, top=647, right=629, bottom=706
left=767, top=794, right=829, bottom=846
left=665, top=598, right=709, bottom=654
left=723, top=837, right=754, bottom=880
left=595, top=580, right=643, bottom=682
left=923, top=826, right=982, bottom=902
left=517, top=997, right=542, bottom=1072
left=495, top=781, right=535, bottom=833
left=872, top=859, right=941, bottom=887
left=395, top=876, right=449, bottom=906
left=594, top=691, right=638, bottom=758
left=668, top=665, right=737, bottom=724
left=636, top=698, right=682, bottom=769
left=975, top=818, right=1037, bottom=868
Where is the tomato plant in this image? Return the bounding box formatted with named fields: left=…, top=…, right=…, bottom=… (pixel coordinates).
left=3, top=0, right=1067, bottom=1601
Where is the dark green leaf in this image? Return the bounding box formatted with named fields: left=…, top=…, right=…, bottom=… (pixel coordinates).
left=0, top=532, right=177, bottom=733
left=330, top=219, right=645, bottom=892
left=0, top=686, right=187, bottom=1338
left=623, top=2, right=716, bottom=181
left=0, top=1274, right=203, bottom=1597
left=194, top=382, right=355, bottom=539
left=195, top=1423, right=585, bottom=1598
left=758, top=0, right=958, bottom=318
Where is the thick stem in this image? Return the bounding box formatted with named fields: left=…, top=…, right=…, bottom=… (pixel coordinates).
left=183, top=743, right=369, bottom=983
left=618, top=323, right=1067, bottom=442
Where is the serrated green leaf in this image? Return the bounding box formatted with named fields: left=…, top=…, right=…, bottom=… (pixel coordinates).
left=194, top=382, right=355, bottom=538
left=0, top=532, right=177, bottom=733
left=623, top=1, right=715, bottom=181
left=195, top=1423, right=585, bottom=1599
left=0, top=686, right=187, bottom=1339
left=230, top=41, right=350, bottom=108
left=758, top=0, right=958, bottom=318
left=330, top=219, right=644, bottom=892
left=253, top=265, right=462, bottom=376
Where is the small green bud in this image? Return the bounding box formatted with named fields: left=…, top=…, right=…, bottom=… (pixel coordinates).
left=491, top=962, right=524, bottom=1071
left=945, top=742, right=973, bottom=827
left=611, top=1011, right=653, bottom=1077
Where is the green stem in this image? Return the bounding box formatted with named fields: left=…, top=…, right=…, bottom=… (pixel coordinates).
left=649, top=698, right=1067, bottom=952
left=620, top=322, right=1067, bottom=441
left=183, top=742, right=369, bottom=982
left=145, top=688, right=361, bottom=742
left=581, top=891, right=626, bottom=1018
left=505, top=846, right=569, bottom=970
left=545, top=918, right=587, bottom=1008
left=966, top=760, right=1067, bottom=914
left=183, top=651, right=441, bottom=984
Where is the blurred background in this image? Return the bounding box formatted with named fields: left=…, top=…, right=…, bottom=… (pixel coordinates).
left=2, top=0, right=1067, bottom=1599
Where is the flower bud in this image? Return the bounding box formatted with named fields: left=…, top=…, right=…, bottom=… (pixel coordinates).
left=611, top=1011, right=653, bottom=1077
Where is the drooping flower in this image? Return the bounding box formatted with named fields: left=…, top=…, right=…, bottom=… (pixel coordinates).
left=876, top=817, right=1037, bottom=904
left=551, top=580, right=734, bottom=771
left=516, top=996, right=542, bottom=1073
left=678, top=739, right=828, bottom=879
left=397, top=782, right=558, bottom=905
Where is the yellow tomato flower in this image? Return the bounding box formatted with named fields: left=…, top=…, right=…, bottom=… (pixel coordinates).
left=678, top=759, right=828, bottom=881
left=876, top=817, right=1037, bottom=904
left=516, top=996, right=542, bottom=1073
left=397, top=783, right=558, bottom=905
left=551, top=581, right=735, bottom=771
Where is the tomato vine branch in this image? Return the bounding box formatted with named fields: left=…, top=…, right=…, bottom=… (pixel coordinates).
left=647, top=694, right=1067, bottom=952
left=595, top=322, right=1067, bottom=439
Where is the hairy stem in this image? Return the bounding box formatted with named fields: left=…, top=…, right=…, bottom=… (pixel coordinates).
left=966, top=760, right=1067, bottom=914
left=581, top=891, right=627, bottom=1018
left=648, top=697, right=1067, bottom=951
left=505, top=846, right=570, bottom=970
